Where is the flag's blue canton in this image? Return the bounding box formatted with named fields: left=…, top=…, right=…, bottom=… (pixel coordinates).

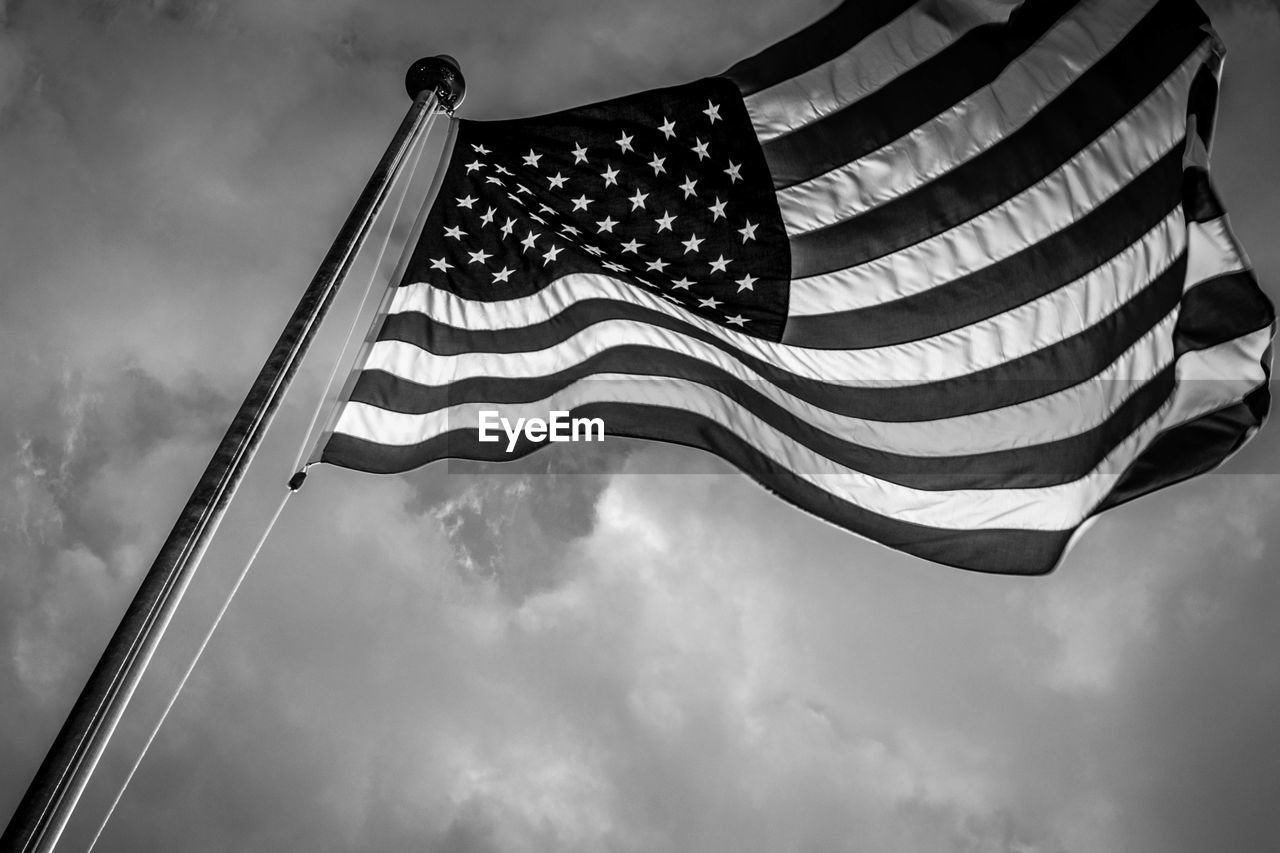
left=403, top=77, right=791, bottom=341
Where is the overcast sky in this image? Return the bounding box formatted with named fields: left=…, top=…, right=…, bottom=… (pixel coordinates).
left=2, top=1, right=1279, bottom=851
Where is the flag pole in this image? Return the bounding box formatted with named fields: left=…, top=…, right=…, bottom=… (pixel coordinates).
left=1, top=56, right=467, bottom=853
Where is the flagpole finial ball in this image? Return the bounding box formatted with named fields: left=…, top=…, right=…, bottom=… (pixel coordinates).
left=405, top=55, right=466, bottom=111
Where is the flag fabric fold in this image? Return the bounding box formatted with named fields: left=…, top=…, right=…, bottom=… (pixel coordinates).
left=321, top=0, right=1274, bottom=574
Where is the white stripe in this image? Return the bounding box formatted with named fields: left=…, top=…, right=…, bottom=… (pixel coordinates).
left=1166, top=327, right=1271, bottom=429
left=1185, top=215, right=1248, bottom=290
left=333, top=327, right=1269, bottom=531
left=380, top=209, right=1184, bottom=385
left=779, top=26, right=1201, bottom=238
left=745, top=0, right=1019, bottom=141
left=787, top=79, right=1189, bottom=316
left=355, top=310, right=1176, bottom=459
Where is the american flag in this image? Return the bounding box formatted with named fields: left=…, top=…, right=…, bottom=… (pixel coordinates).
left=320, top=0, right=1274, bottom=574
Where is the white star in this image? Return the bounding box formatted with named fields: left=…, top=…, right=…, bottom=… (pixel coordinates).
left=429, top=256, right=453, bottom=272
left=698, top=295, right=722, bottom=309
left=543, top=244, right=563, bottom=263
left=628, top=189, right=649, bottom=211
left=726, top=315, right=748, bottom=327
left=539, top=203, right=557, bottom=216
left=703, top=101, right=721, bottom=124
left=571, top=195, right=592, bottom=212
left=679, top=176, right=698, bottom=199
left=528, top=212, right=547, bottom=225
left=465, top=159, right=483, bottom=173
left=654, top=211, right=676, bottom=233
left=709, top=255, right=731, bottom=273
left=493, top=164, right=512, bottom=176
left=548, top=172, right=568, bottom=189
left=616, top=132, right=634, bottom=153
left=520, top=231, right=539, bottom=252
left=658, top=117, right=677, bottom=139
left=583, top=244, right=604, bottom=257
left=682, top=233, right=704, bottom=254
left=671, top=277, right=694, bottom=290
left=603, top=260, right=627, bottom=272
left=493, top=266, right=514, bottom=283
left=691, top=138, right=710, bottom=161
left=572, top=143, right=589, bottom=164
left=561, top=224, right=581, bottom=237
left=662, top=294, right=682, bottom=304
left=601, top=165, right=620, bottom=187
left=484, top=175, right=504, bottom=186
left=620, top=238, right=642, bottom=254
left=443, top=225, right=465, bottom=240
left=725, top=161, right=742, bottom=183
left=522, top=149, right=542, bottom=168
left=501, top=218, right=516, bottom=237
left=480, top=206, right=496, bottom=226
left=738, top=220, right=758, bottom=242
left=596, top=216, right=618, bottom=234
left=648, top=154, right=666, bottom=175
left=515, top=183, right=534, bottom=195
left=467, top=248, right=491, bottom=265
left=471, top=143, right=491, bottom=154
left=709, top=197, right=727, bottom=221
left=735, top=274, right=757, bottom=292
left=456, top=194, right=477, bottom=209
left=645, top=258, right=669, bottom=273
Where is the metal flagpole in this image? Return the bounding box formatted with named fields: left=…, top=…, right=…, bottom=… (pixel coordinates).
left=0, top=56, right=467, bottom=853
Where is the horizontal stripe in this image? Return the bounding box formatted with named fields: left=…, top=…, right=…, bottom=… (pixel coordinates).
left=790, top=74, right=1191, bottom=279
left=744, top=0, right=1015, bottom=142
left=783, top=39, right=1204, bottom=272
left=1165, top=327, right=1272, bottom=429
left=721, top=0, right=917, bottom=97
left=381, top=234, right=1185, bottom=390
left=1183, top=165, right=1226, bottom=222
left=376, top=253, right=1188, bottom=426
left=1175, top=272, right=1277, bottom=356
left=776, top=0, right=1172, bottom=234
left=782, top=176, right=1182, bottom=348
left=356, top=309, right=1176, bottom=455
left=337, top=362, right=1170, bottom=491
left=1185, top=215, right=1247, bottom=291
left=788, top=134, right=1185, bottom=313
left=759, top=0, right=1147, bottom=187
left=323, top=408, right=1080, bottom=576
left=1100, top=384, right=1270, bottom=513
left=332, top=329, right=1268, bottom=532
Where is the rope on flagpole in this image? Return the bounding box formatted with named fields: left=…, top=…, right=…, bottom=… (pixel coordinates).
left=288, top=102, right=441, bottom=480
left=79, top=96, right=443, bottom=853
left=83, top=487, right=294, bottom=853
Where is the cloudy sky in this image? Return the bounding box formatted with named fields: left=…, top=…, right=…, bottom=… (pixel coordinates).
left=2, top=1, right=1278, bottom=851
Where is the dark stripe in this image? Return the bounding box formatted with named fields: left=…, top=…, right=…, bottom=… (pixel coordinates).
left=1098, top=250, right=1273, bottom=513
left=1186, top=52, right=1223, bottom=150
left=1098, top=384, right=1271, bottom=513
left=348, top=344, right=1180, bottom=490
left=1175, top=271, right=1276, bottom=356
left=1183, top=166, right=1226, bottom=222
left=760, top=0, right=1083, bottom=187
left=323, top=404, right=1077, bottom=576
left=783, top=147, right=1182, bottom=348
left=787, top=3, right=1206, bottom=279
left=721, top=0, right=917, bottom=97
left=374, top=250, right=1186, bottom=422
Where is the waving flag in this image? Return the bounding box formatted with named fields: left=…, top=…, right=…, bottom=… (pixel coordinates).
left=320, top=0, right=1273, bottom=574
